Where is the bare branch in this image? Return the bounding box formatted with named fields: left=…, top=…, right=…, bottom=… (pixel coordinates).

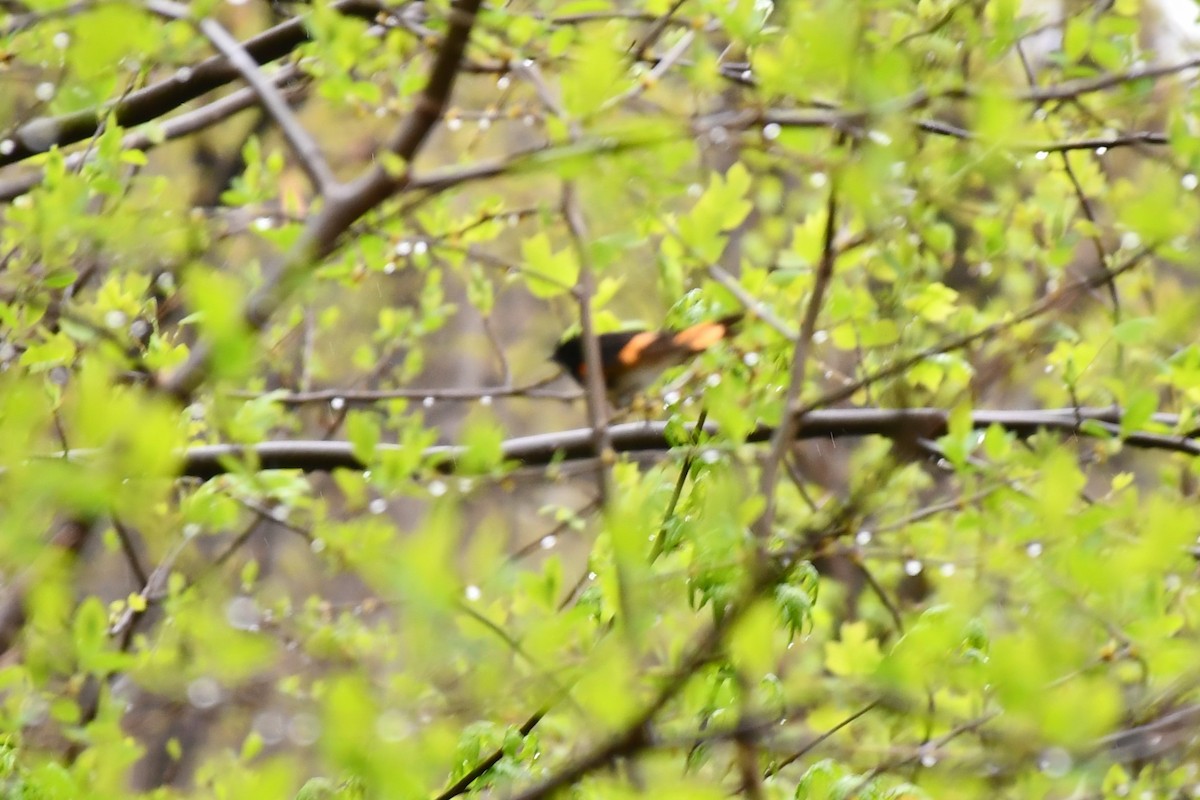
left=110, top=518, right=150, bottom=588
left=649, top=410, right=708, bottom=562
left=503, top=567, right=775, bottom=800
left=629, top=0, right=689, bottom=60
left=146, top=406, right=1200, bottom=480
left=1019, top=56, right=1200, bottom=103
left=145, top=1, right=337, bottom=194
left=913, top=118, right=1168, bottom=152
left=0, top=65, right=305, bottom=203
left=435, top=710, right=547, bottom=800
left=766, top=700, right=880, bottom=777
left=228, top=375, right=579, bottom=406
left=706, top=263, right=799, bottom=342
left=563, top=183, right=613, bottom=505
left=0, top=0, right=382, bottom=170
left=795, top=246, right=1153, bottom=417
left=754, top=177, right=839, bottom=540
left=384, top=0, right=481, bottom=162
left=717, top=107, right=1171, bottom=154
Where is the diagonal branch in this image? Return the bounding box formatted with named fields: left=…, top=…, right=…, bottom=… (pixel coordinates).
left=0, top=0, right=382, bottom=170
left=228, top=375, right=579, bottom=405
left=161, top=0, right=485, bottom=402
left=503, top=565, right=776, bottom=800
left=1019, top=56, right=1200, bottom=103
left=384, top=0, right=481, bottom=161
left=194, top=14, right=337, bottom=194
left=0, top=65, right=306, bottom=203
left=794, top=245, right=1153, bottom=418
left=141, top=1, right=339, bottom=195
left=435, top=709, right=548, bottom=800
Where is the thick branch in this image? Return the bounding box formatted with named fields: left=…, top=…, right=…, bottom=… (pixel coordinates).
left=157, top=407, right=1198, bottom=480
left=0, top=0, right=382, bottom=170
left=0, top=66, right=305, bottom=203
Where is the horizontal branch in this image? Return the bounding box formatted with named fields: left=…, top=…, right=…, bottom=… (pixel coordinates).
left=913, top=118, right=1168, bottom=152
left=0, top=0, right=381, bottom=169
left=1020, top=56, right=1200, bottom=103
left=163, top=406, right=1196, bottom=480
left=733, top=108, right=1169, bottom=153
left=228, top=377, right=580, bottom=405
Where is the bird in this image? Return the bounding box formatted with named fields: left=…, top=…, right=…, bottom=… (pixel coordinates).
left=551, top=314, right=741, bottom=406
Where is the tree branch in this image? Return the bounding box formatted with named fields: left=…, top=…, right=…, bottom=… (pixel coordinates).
left=563, top=183, right=613, bottom=505
left=161, top=0, right=484, bottom=402
left=129, top=406, right=1200, bottom=480
left=228, top=375, right=579, bottom=406
left=0, top=66, right=305, bottom=203
left=754, top=176, right=839, bottom=540
left=145, top=1, right=338, bottom=194
left=0, top=0, right=382, bottom=170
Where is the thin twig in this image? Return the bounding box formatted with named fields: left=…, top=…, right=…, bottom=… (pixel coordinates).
left=766, top=699, right=880, bottom=776
left=629, top=0, right=689, bottom=61
left=850, top=712, right=999, bottom=793
left=563, top=185, right=612, bottom=505
left=504, top=563, right=781, bottom=800
left=856, top=558, right=904, bottom=633
left=706, top=263, right=799, bottom=342
left=1013, top=41, right=1119, bottom=321
left=1020, top=56, right=1200, bottom=103
left=795, top=246, right=1153, bottom=421
left=650, top=409, right=708, bottom=561
left=506, top=499, right=600, bottom=563
left=755, top=178, right=840, bottom=540
left=110, top=518, right=150, bottom=587
left=228, top=374, right=579, bottom=405
left=435, top=710, right=548, bottom=800
left=869, top=485, right=1007, bottom=534
left=913, top=119, right=1167, bottom=152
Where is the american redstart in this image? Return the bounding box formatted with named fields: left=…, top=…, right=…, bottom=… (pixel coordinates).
left=551, top=314, right=741, bottom=406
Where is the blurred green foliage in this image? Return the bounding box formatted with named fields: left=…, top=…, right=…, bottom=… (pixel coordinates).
left=1, top=0, right=1200, bottom=797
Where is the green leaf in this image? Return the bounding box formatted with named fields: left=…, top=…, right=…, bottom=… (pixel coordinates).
left=520, top=233, right=579, bottom=297
left=560, top=33, right=625, bottom=117
left=184, top=266, right=256, bottom=380
left=824, top=621, right=882, bottom=677
left=903, top=282, right=960, bottom=324
left=1111, top=316, right=1155, bottom=345
left=19, top=332, right=76, bottom=371
left=71, top=597, right=110, bottom=673
left=346, top=411, right=381, bottom=465
left=675, top=163, right=755, bottom=263
left=459, top=411, right=505, bottom=474
left=1120, top=388, right=1157, bottom=435
left=728, top=600, right=776, bottom=677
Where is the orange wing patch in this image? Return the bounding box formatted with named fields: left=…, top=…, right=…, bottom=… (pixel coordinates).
left=617, top=331, right=661, bottom=365
left=672, top=321, right=729, bottom=352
